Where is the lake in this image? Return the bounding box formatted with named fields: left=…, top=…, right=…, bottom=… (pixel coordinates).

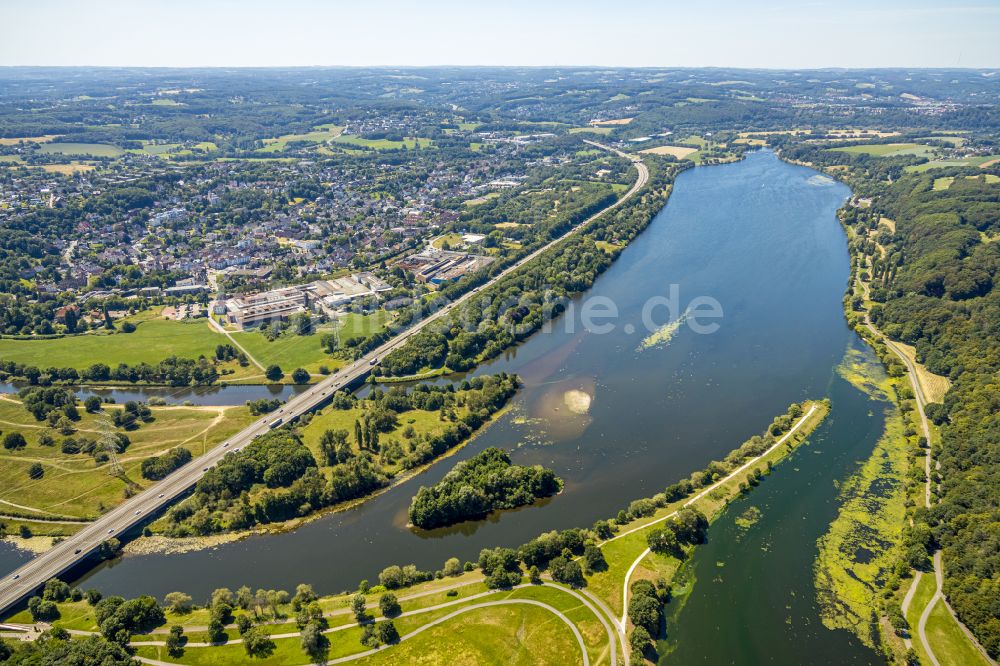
left=5, top=151, right=875, bottom=659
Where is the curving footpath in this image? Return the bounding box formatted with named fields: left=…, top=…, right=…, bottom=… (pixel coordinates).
left=129, top=585, right=596, bottom=666
left=616, top=404, right=818, bottom=629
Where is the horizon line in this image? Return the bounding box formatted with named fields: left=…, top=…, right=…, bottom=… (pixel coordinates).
left=1, top=64, right=999, bottom=71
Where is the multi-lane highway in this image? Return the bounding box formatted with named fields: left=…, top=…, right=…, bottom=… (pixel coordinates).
left=0, top=141, right=647, bottom=615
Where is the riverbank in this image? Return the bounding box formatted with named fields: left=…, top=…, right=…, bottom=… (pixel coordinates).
left=583, top=400, right=829, bottom=625
left=795, top=151, right=991, bottom=666
left=123, top=402, right=516, bottom=557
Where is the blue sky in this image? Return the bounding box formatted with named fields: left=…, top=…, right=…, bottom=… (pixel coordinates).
left=3, top=0, right=999, bottom=68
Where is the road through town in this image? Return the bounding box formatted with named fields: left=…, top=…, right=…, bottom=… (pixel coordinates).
left=0, top=141, right=648, bottom=616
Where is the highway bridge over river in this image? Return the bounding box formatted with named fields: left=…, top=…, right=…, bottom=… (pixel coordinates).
left=0, top=142, right=647, bottom=615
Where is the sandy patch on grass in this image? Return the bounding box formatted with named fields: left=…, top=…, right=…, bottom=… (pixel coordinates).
left=980, top=158, right=1000, bottom=168
left=894, top=342, right=951, bottom=404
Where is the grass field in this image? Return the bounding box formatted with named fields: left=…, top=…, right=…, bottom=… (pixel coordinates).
left=830, top=143, right=936, bottom=158
left=430, top=232, right=464, bottom=249
left=892, top=341, right=951, bottom=404
left=568, top=126, right=612, bottom=135
left=924, top=597, right=992, bottom=666
left=21, top=577, right=607, bottom=666
left=0, top=397, right=254, bottom=525
left=0, top=315, right=226, bottom=371
left=337, top=311, right=392, bottom=343
left=37, top=142, right=124, bottom=157
left=258, top=125, right=344, bottom=153
left=228, top=328, right=338, bottom=377
left=298, top=396, right=462, bottom=476
left=464, top=192, right=502, bottom=206
left=331, top=135, right=434, bottom=151
left=226, top=312, right=390, bottom=378
left=905, top=155, right=1000, bottom=172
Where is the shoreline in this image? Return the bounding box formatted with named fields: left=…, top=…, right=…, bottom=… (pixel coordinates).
left=122, top=402, right=515, bottom=557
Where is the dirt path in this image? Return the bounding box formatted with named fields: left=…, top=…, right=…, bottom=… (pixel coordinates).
left=207, top=318, right=265, bottom=371
left=860, top=275, right=996, bottom=666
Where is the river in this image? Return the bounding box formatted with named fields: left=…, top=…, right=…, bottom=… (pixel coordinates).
left=0, top=381, right=305, bottom=406
left=658, top=340, right=884, bottom=664
left=3, top=151, right=876, bottom=659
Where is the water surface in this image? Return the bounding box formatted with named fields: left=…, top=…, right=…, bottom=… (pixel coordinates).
left=659, top=345, right=884, bottom=665
left=51, top=153, right=857, bottom=615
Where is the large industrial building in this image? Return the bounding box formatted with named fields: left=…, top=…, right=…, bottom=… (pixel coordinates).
left=222, top=273, right=391, bottom=329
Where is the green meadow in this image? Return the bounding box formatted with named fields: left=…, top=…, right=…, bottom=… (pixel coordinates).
left=829, top=142, right=935, bottom=158
left=0, top=317, right=225, bottom=370
left=38, top=142, right=125, bottom=157
left=332, top=135, right=434, bottom=150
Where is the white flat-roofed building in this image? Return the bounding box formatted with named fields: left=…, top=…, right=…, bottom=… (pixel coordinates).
left=225, top=286, right=306, bottom=329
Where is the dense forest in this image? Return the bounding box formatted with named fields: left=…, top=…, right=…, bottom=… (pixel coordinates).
left=874, top=177, right=1000, bottom=656
left=810, top=145, right=1000, bottom=656
left=408, top=447, right=562, bottom=529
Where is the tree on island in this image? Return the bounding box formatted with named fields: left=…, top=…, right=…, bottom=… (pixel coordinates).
left=408, top=447, right=562, bottom=529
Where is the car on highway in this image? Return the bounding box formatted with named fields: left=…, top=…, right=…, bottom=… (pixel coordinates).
left=74, top=549, right=81, bottom=555
left=370, top=358, right=378, bottom=365
left=158, top=493, right=164, bottom=498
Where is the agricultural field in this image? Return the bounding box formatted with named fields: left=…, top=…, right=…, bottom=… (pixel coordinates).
left=0, top=135, right=61, bottom=145
left=129, top=141, right=183, bottom=156
left=0, top=396, right=254, bottom=527
left=639, top=145, right=698, bottom=159
left=905, top=154, right=1000, bottom=172
left=37, top=142, right=125, bottom=157
left=828, top=142, right=935, bottom=158
left=39, top=162, right=96, bottom=174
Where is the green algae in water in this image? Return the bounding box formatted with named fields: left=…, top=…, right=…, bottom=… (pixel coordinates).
left=734, top=505, right=762, bottom=529
left=814, top=347, right=911, bottom=648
